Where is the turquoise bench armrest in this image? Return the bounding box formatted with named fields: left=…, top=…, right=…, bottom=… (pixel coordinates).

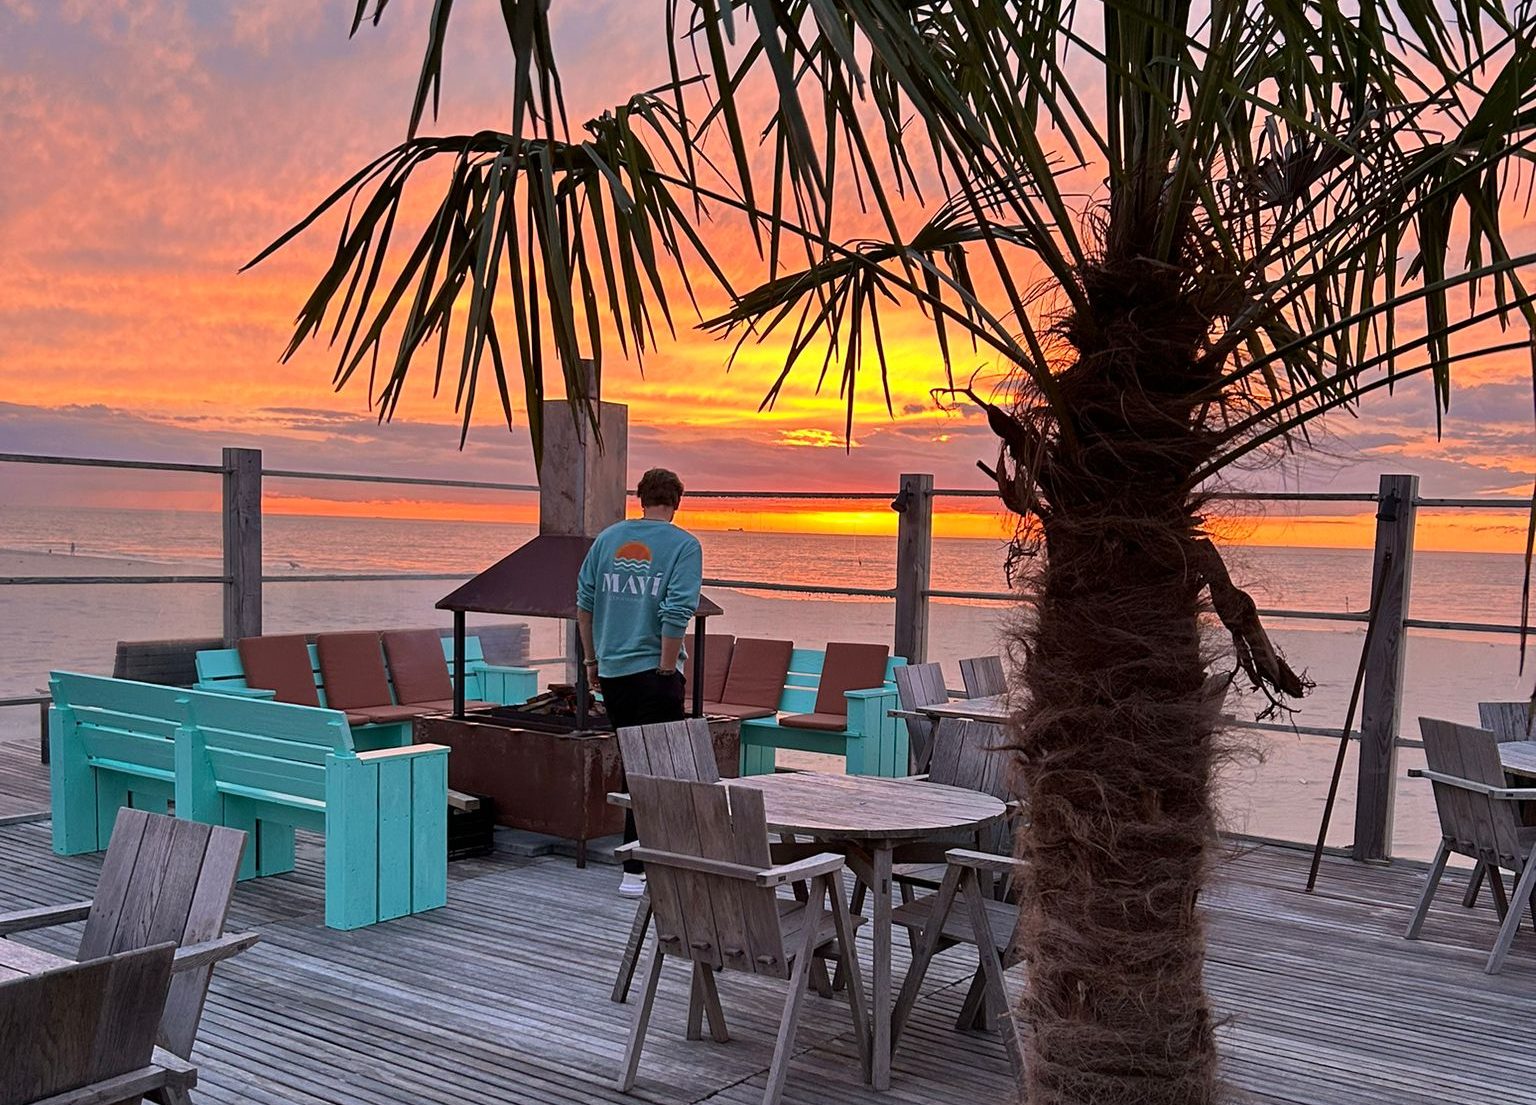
left=469, top=663, right=538, bottom=706
left=194, top=683, right=276, bottom=700
left=844, top=686, right=895, bottom=701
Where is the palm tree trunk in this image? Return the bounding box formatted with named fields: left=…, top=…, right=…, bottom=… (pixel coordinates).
left=1014, top=501, right=1222, bottom=1104
left=1010, top=265, right=1225, bottom=1104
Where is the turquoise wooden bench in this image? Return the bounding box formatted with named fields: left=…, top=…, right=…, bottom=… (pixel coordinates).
left=50, top=671, right=450, bottom=931
left=193, top=634, right=536, bottom=746
left=738, top=650, right=907, bottom=777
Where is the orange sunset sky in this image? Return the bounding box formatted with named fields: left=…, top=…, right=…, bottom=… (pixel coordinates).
left=1, top=2, right=1533, bottom=553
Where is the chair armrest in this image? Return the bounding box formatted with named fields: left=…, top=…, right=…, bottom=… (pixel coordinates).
left=607, top=791, right=631, bottom=809
left=474, top=662, right=538, bottom=677
left=194, top=683, right=276, bottom=699
left=1409, top=768, right=1536, bottom=800
left=32, top=1064, right=193, bottom=1105
left=151, top=1048, right=198, bottom=1087
left=946, top=848, right=1027, bottom=875
left=0, top=900, right=92, bottom=936
left=845, top=686, right=895, bottom=701
left=355, top=743, right=449, bottom=762
left=172, top=931, right=259, bottom=973
left=757, top=852, right=846, bottom=887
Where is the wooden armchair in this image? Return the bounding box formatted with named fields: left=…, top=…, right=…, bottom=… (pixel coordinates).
left=1407, top=717, right=1536, bottom=973
left=610, top=719, right=722, bottom=1009
left=854, top=717, right=1020, bottom=911
left=0, top=943, right=197, bottom=1105
left=890, top=848, right=1026, bottom=1079
left=1457, top=702, right=1536, bottom=909
left=892, top=662, right=949, bottom=773
left=0, top=808, right=257, bottom=1096
left=617, top=774, right=869, bottom=1105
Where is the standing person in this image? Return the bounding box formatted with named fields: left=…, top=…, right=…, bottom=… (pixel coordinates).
left=576, top=468, right=702, bottom=896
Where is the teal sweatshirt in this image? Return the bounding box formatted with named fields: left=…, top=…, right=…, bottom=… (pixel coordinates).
left=576, top=519, right=703, bottom=678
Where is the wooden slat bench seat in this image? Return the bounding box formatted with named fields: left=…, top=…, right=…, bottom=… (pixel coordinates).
left=728, top=644, right=906, bottom=777
left=49, top=671, right=449, bottom=930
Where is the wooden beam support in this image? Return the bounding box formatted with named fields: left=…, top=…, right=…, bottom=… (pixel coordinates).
left=893, top=474, right=934, bottom=664
left=221, top=447, right=262, bottom=645
left=1352, top=473, right=1418, bottom=862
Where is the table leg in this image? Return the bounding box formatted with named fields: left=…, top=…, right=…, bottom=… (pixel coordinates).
left=871, top=843, right=893, bottom=1090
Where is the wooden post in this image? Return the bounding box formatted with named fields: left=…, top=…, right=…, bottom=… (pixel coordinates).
left=893, top=474, right=934, bottom=663
left=221, top=448, right=262, bottom=645
left=1352, top=473, right=1418, bottom=862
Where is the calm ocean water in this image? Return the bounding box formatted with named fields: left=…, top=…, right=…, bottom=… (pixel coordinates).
left=2, top=504, right=1532, bottom=858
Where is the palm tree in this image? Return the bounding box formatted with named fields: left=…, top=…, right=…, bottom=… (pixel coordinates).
left=253, top=3, right=1536, bottom=1102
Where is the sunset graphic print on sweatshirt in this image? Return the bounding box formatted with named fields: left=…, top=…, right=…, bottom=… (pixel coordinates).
left=576, top=520, right=703, bottom=678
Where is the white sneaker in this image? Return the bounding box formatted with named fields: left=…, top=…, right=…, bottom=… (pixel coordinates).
left=619, top=872, right=647, bottom=898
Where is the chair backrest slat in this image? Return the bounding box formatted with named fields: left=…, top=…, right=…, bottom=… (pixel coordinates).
left=74, top=809, right=246, bottom=1058
left=895, top=662, right=948, bottom=712
left=1420, top=718, right=1524, bottom=866
left=629, top=775, right=787, bottom=979
left=617, top=719, right=719, bottom=783
left=1478, top=701, right=1536, bottom=743
left=0, top=943, right=175, bottom=1105
left=959, top=655, right=1006, bottom=698
left=928, top=719, right=1017, bottom=854
left=159, top=820, right=246, bottom=1056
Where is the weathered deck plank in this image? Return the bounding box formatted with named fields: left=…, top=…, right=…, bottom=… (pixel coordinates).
left=0, top=813, right=1531, bottom=1104
left=0, top=722, right=49, bottom=821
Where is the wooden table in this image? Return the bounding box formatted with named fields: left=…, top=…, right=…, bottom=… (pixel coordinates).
left=0, top=937, right=69, bottom=980
left=1499, top=741, right=1536, bottom=779
left=916, top=694, right=1010, bottom=724
left=711, top=772, right=1005, bottom=1091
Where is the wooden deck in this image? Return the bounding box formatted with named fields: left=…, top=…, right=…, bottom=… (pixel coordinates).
left=0, top=805, right=1532, bottom=1104
left=0, top=719, right=49, bottom=822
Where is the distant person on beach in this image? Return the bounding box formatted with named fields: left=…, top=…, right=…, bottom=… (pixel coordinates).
left=576, top=468, right=701, bottom=898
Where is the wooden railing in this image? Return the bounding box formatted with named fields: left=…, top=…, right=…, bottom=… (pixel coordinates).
left=0, top=449, right=1528, bottom=861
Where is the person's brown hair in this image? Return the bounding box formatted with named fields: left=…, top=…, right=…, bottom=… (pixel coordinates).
left=637, top=468, right=684, bottom=509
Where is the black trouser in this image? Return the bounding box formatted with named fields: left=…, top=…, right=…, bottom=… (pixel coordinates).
left=601, top=668, right=686, bottom=873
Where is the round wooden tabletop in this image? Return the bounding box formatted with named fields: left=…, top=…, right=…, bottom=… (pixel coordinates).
left=725, top=771, right=1006, bottom=840
left=1499, top=740, right=1536, bottom=779
left=916, top=694, right=1010, bottom=724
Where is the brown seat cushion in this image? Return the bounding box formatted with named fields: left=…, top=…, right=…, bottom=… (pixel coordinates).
left=237, top=635, right=320, bottom=707
left=412, top=699, right=496, bottom=713
left=703, top=701, right=778, bottom=721
left=316, top=632, right=394, bottom=711
left=682, top=634, right=735, bottom=704
left=718, top=638, right=794, bottom=710
left=382, top=629, right=455, bottom=705
left=355, top=704, right=434, bottom=725
left=344, top=711, right=375, bottom=727
left=779, top=711, right=850, bottom=732
left=813, top=642, right=891, bottom=717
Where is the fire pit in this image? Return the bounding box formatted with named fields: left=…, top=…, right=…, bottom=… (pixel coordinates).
left=417, top=706, right=739, bottom=866
left=483, top=685, right=611, bottom=732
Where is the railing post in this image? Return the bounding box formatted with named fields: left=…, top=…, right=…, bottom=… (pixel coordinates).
left=893, top=473, right=934, bottom=664
left=1352, top=472, right=1418, bottom=862
left=222, top=447, right=263, bottom=645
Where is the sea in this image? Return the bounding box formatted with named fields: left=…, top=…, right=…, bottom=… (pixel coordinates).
left=2, top=504, right=1532, bottom=862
